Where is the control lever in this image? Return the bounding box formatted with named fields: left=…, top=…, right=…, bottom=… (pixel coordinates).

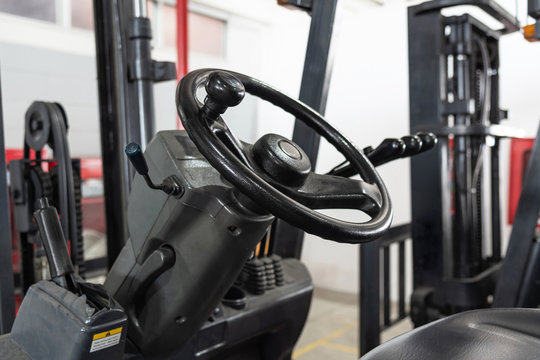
left=327, top=132, right=437, bottom=178
left=365, top=138, right=407, bottom=166
left=329, top=139, right=406, bottom=177
left=125, top=142, right=184, bottom=196
left=33, top=197, right=80, bottom=294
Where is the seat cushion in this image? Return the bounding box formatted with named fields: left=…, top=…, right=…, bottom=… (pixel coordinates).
left=362, top=308, right=540, bottom=360
left=0, top=334, right=31, bottom=360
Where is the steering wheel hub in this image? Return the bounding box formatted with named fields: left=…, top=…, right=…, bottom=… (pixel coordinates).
left=279, top=140, right=302, bottom=159
left=252, top=134, right=311, bottom=187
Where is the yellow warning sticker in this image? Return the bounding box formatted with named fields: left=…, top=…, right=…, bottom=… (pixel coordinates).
left=90, top=327, right=123, bottom=352
left=93, top=327, right=122, bottom=340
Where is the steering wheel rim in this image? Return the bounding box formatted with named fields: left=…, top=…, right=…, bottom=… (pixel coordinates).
left=176, top=68, right=392, bottom=243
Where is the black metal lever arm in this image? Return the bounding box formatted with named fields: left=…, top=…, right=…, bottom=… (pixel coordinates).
left=328, top=132, right=437, bottom=178
left=33, top=197, right=80, bottom=294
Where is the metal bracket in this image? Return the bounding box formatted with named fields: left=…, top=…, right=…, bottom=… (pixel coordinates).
left=412, top=0, right=520, bottom=34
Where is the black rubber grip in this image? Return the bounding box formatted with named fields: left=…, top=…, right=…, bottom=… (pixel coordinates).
left=33, top=198, right=74, bottom=280
left=415, top=132, right=438, bottom=153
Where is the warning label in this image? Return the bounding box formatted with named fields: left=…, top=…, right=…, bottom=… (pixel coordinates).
left=90, top=327, right=123, bottom=353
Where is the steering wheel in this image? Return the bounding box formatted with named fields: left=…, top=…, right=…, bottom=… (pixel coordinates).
left=176, top=69, right=392, bottom=243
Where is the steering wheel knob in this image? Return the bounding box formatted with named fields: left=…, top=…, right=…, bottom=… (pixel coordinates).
left=252, top=134, right=311, bottom=187
left=203, top=71, right=245, bottom=119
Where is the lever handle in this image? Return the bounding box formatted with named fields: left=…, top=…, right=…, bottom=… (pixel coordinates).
left=327, top=133, right=437, bottom=178
left=125, top=143, right=184, bottom=196
left=34, top=198, right=79, bottom=293
left=125, top=142, right=149, bottom=175
left=326, top=138, right=405, bottom=177
left=368, top=138, right=406, bottom=166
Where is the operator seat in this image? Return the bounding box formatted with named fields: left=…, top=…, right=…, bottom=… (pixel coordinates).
left=362, top=308, right=540, bottom=359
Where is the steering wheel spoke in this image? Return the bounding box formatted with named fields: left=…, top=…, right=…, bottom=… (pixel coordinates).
left=282, top=173, right=382, bottom=216
left=207, top=116, right=253, bottom=168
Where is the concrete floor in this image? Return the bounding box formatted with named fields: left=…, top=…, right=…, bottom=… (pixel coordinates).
left=292, top=288, right=412, bottom=359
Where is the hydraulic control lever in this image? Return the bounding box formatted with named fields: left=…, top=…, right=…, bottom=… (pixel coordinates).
left=328, top=132, right=437, bottom=178
left=365, top=138, right=407, bottom=167
left=33, top=197, right=80, bottom=294
left=125, top=142, right=183, bottom=196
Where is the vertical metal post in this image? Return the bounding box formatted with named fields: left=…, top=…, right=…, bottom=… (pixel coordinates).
left=358, top=224, right=411, bottom=355
left=398, top=241, right=406, bottom=318
left=359, top=239, right=381, bottom=356
left=408, top=7, right=447, bottom=291
left=132, top=0, right=145, bottom=16
left=383, top=246, right=391, bottom=326
left=0, top=69, right=15, bottom=334
left=93, top=0, right=174, bottom=266
left=128, top=0, right=156, bottom=148
left=272, top=0, right=338, bottom=259
left=490, top=139, right=501, bottom=261
left=451, top=23, right=475, bottom=278
left=489, top=63, right=502, bottom=261
left=93, top=0, right=131, bottom=267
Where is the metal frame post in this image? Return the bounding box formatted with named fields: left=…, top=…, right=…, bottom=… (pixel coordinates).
left=0, top=69, right=15, bottom=334
left=129, top=0, right=157, bottom=147
left=359, top=239, right=380, bottom=356
left=272, top=0, right=339, bottom=259
left=93, top=0, right=132, bottom=267
left=408, top=6, right=448, bottom=295
left=358, top=224, right=412, bottom=356
left=93, top=0, right=175, bottom=266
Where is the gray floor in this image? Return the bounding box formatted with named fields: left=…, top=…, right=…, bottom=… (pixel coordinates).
left=293, top=288, right=412, bottom=359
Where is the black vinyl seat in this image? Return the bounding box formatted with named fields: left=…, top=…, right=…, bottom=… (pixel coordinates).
left=362, top=308, right=540, bottom=360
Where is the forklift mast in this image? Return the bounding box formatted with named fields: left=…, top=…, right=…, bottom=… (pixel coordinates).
left=408, top=0, right=521, bottom=326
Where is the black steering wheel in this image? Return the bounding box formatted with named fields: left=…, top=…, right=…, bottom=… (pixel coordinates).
left=176, top=69, right=392, bottom=243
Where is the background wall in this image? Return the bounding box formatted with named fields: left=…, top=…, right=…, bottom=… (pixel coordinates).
left=1, top=0, right=539, bottom=295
